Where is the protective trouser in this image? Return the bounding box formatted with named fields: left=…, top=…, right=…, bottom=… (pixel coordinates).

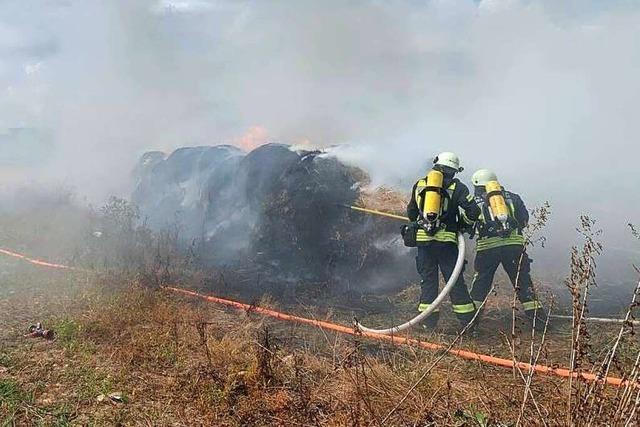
left=416, top=241, right=476, bottom=329
left=470, top=245, right=544, bottom=318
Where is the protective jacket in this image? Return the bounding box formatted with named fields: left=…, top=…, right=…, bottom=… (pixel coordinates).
left=407, top=175, right=480, bottom=244
left=474, top=187, right=528, bottom=252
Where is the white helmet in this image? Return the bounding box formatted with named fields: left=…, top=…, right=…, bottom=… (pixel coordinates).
left=471, top=169, right=498, bottom=187
left=433, top=152, right=463, bottom=172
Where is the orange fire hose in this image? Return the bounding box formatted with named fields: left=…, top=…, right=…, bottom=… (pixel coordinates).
left=0, top=246, right=634, bottom=388
left=0, top=248, right=87, bottom=271
left=163, top=286, right=633, bottom=388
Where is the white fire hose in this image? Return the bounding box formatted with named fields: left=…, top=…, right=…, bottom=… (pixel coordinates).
left=549, top=314, right=640, bottom=326
left=355, top=233, right=466, bottom=335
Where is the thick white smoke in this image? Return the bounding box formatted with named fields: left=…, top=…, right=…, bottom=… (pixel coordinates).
left=1, top=0, right=639, bottom=277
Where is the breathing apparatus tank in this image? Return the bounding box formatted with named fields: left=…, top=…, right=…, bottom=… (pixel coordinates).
left=421, top=170, right=444, bottom=234
left=485, top=180, right=510, bottom=232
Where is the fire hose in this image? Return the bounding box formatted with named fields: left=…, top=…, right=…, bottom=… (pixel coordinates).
left=339, top=204, right=466, bottom=335
left=549, top=314, right=640, bottom=326
left=356, top=233, right=465, bottom=334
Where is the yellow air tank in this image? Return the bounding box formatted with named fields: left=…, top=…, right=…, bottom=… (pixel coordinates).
left=424, top=170, right=444, bottom=222
left=485, top=180, right=509, bottom=224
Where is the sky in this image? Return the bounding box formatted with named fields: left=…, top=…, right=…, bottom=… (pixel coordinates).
left=1, top=0, right=639, bottom=275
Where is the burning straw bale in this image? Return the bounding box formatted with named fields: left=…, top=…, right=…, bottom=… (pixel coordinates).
left=132, top=143, right=415, bottom=289
left=257, top=150, right=364, bottom=280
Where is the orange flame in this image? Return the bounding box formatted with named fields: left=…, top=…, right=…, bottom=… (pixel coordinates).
left=233, top=126, right=269, bottom=151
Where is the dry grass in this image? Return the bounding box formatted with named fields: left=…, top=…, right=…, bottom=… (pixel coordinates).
left=1, top=262, right=634, bottom=426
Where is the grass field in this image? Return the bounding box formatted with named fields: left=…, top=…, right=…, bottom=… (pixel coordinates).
left=1, top=256, right=638, bottom=426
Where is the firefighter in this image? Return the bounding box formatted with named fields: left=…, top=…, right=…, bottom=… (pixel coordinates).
left=407, top=152, right=480, bottom=330
left=468, top=169, right=546, bottom=327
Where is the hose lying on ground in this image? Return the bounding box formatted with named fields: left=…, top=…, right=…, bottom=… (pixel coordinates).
left=163, top=286, right=634, bottom=388
left=355, top=232, right=466, bottom=335
left=550, top=314, right=640, bottom=326
left=339, top=204, right=466, bottom=335
left=0, top=248, right=88, bottom=272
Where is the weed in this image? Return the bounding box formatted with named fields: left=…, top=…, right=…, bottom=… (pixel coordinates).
left=53, top=319, right=79, bottom=344
left=157, top=342, right=178, bottom=366
left=565, top=215, right=603, bottom=425
left=61, top=366, right=113, bottom=402
left=0, top=379, right=28, bottom=406
left=0, top=352, right=12, bottom=368
left=455, top=407, right=489, bottom=427
left=47, top=405, right=75, bottom=427
left=53, top=318, right=93, bottom=356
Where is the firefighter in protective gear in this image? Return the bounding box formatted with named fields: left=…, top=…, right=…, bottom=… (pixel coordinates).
left=407, top=152, right=481, bottom=330
left=469, top=169, right=546, bottom=327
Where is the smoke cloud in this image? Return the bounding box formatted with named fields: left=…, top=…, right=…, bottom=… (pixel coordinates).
left=1, top=0, right=639, bottom=278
